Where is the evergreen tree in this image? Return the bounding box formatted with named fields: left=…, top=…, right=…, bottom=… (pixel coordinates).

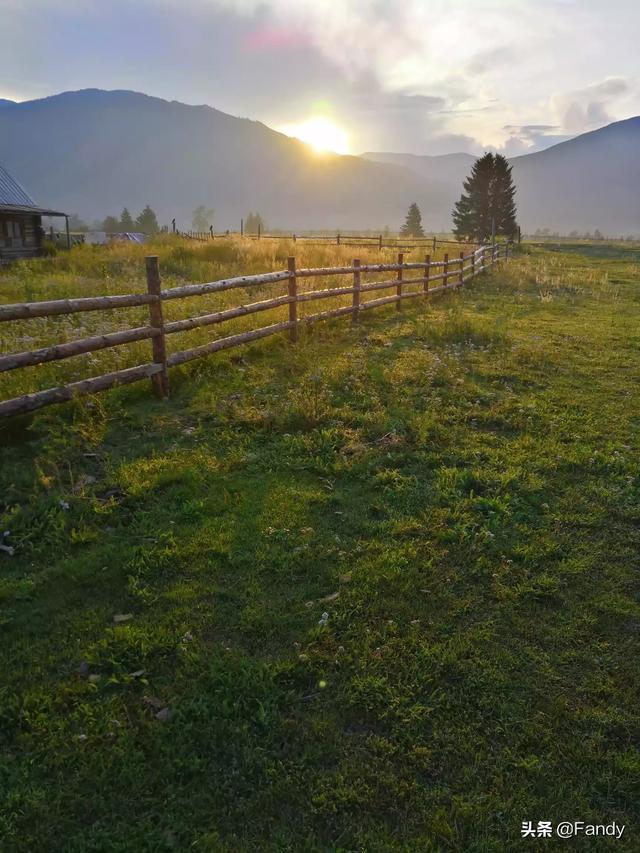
left=400, top=203, right=425, bottom=237
left=102, top=215, right=120, bottom=234
left=451, top=193, right=473, bottom=241
left=244, top=212, right=265, bottom=235
left=192, top=206, right=215, bottom=232
left=491, top=154, right=517, bottom=238
left=136, top=205, right=160, bottom=235
left=452, top=153, right=518, bottom=242
left=120, top=208, right=134, bottom=231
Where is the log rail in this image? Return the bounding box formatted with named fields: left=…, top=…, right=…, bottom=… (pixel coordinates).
left=0, top=243, right=508, bottom=419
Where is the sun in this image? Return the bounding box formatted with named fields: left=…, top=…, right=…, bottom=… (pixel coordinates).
left=280, top=117, right=350, bottom=155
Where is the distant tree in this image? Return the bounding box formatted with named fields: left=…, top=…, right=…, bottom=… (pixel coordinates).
left=120, top=208, right=134, bottom=231
left=102, top=215, right=121, bottom=233
left=68, top=213, right=88, bottom=231
left=453, top=153, right=518, bottom=242
left=136, top=205, right=160, bottom=235
left=244, top=212, right=265, bottom=235
left=400, top=203, right=425, bottom=238
left=192, top=206, right=215, bottom=232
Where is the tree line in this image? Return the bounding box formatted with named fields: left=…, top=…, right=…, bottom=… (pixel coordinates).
left=65, top=206, right=270, bottom=236
left=101, top=206, right=160, bottom=234
left=67, top=156, right=520, bottom=242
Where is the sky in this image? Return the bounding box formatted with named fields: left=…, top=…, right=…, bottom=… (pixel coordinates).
left=1, top=0, right=639, bottom=156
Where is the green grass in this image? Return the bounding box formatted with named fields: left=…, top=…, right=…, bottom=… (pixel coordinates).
left=0, top=236, right=457, bottom=404
left=1, top=240, right=640, bottom=851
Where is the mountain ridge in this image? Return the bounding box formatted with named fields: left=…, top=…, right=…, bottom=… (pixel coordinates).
left=1, top=89, right=638, bottom=234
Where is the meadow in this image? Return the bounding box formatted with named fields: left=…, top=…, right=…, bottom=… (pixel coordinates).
left=1, top=238, right=639, bottom=851
left=0, top=237, right=459, bottom=406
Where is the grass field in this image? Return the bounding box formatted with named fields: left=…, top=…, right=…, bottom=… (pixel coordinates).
left=0, top=237, right=458, bottom=404
left=1, top=240, right=639, bottom=851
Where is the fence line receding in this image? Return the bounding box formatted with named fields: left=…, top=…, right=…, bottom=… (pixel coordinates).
left=0, top=243, right=508, bottom=419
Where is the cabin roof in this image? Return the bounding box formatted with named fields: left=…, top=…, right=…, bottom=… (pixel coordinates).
left=0, top=163, right=66, bottom=217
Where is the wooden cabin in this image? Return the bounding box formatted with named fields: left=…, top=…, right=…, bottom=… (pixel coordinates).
left=0, top=163, right=68, bottom=261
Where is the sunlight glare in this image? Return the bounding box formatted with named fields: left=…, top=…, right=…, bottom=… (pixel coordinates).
left=280, top=117, right=349, bottom=155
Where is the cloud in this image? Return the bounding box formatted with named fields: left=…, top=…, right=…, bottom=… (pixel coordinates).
left=3, top=0, right=640, bottom=157
left=499, top=124, right=571, bottom=156
left=241, top=25, right=312, bottom=51
left=423, top=133, right=482, bottom=156
left=203, top=0, right=588, bottom=153
left=551, top=77, right=631, bottom=133
left=209, top=0, right=550, bottom=97
left=464, top=46, right=516, bottom=77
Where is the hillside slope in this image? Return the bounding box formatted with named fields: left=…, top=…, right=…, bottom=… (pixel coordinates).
left=512, top=117, right=640, bottom=234
left=364, top=117, right=640, bottom=234
left=0, top=89, right=436, bottom=231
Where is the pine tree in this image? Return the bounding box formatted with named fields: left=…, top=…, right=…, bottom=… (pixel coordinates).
left=120, top=208, right=134, bottom=231
left=451, top=193, right=473, bottom=242
left=491, top=155, right=517, bottom=239
left=400, top=203, right=425, bottom=238
left=102, top=215, right=120, bottom=234
left=452, top=153, right=518, bottom=242
left=192, top=206, right=215, bottom=232
left=135, top=205, right=160, bottom=235
left=244, top=212, right=265, bottom=235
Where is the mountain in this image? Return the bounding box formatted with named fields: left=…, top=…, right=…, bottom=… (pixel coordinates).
left=509, top=117, right=640, bottom=235
left=0, top=89, right=441, bottom=231
left=0, top=89, right=638, bottom=234
left=361, top=151, right=476, bottom=184
left=364, top=117, right=640, bottom=235
left=361, top=151, right=476, bottom=233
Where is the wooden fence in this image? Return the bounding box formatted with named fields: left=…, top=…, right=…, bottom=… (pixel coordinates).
left=182, top=229, right=488, bottom=253
left=0, top=243, right=507, bottom=419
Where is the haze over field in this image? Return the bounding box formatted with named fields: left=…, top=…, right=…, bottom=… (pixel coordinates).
left=0, top=90, right=638, bottom=234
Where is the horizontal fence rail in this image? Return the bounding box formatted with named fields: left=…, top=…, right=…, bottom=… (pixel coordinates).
left=0, top=243, right=509, bottom=419
left=181, top=229, right=486, bottom=253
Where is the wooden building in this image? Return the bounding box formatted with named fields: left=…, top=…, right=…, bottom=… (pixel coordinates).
left=0, top=163, right=68, bottom=261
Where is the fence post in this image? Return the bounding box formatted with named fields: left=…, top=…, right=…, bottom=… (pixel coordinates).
left=433, top=236, right=437, bottom=253
left=379, top=234, right=383, bottom=250
left=424, top=254, right=430, bottom=296
left=396, top=252, right=404, bottom=311
left=258, top=223, right=261, bottom=240
left=352, top=258, right=361, bottom=323
left=145, top=256, right=169, bottom=399
left=459, top=251, right=464, bottom=286
left=240, top=218, right=244, bottom=237
left=287, top=256, right=298, bottom=343
left=443, top=252, right=449, bottom=287
left=337, top=233, right=341, bottom=246
left=293, top=233, right=297, bottom=242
